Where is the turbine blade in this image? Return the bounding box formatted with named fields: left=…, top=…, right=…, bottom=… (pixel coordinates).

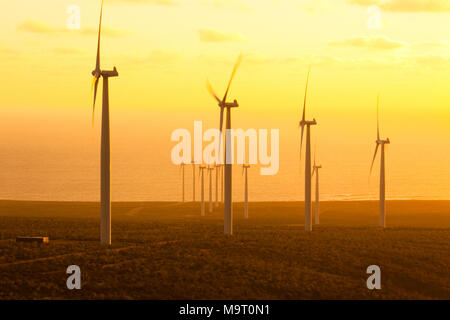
left=218, top=107, right=224, bottom=156
left=222, top=53, right=243, bottom=103
left=206, top=79, right=220, bottom=103
left=377, top=93, right=380, bottom=141
left=95, top=0, right=103, bottom=73
left=301, top=66, right=311, bottom=123
left=370, top=143, right=380, bottom=175
left=299, top=124, right=305, bottom=162
left=312, top=167, right=316, bottom=177
left=91, top=76, right=100, bottom=127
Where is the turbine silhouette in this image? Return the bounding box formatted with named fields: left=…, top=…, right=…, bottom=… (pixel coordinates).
left=91, top=0, right=118, bottom=245
left=298, top=67, right=317, bottom=232
left=208, top=166, right=214, bottom=213
left=191, top=159, right=196, bottom=202
left=311, top=146, right=322, bottom=225
left=242, top=163, right=250, bottom=219
left=180, top=163, right=186, bottom=202
left=199, top=165, right=206, bottom=216
left=214, top=163, right=221, bottom=207
left=206, top=53, right=243, bottom=235
left=370, top=94, right=390, bottom=228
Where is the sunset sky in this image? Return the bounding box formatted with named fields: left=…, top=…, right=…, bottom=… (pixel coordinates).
left=0, top=0, right=449, bottom=201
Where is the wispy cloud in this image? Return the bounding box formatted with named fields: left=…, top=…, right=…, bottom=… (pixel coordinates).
left=197, top=29, right=245, bottom=43
left=17, top=20, right=130, bottom=37
left=0, top=47, right=19, bottom=56
left=281, top=53, right=450, bottom=70
left=329, top=36, right=407, bottom=50
left=346, top=0, right=450, bottom=12
left=17, top=20, right=58, bottom=34
left=416, top=40, right=450, bottom=47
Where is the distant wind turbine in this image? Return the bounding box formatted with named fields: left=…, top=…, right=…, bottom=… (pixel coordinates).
left=311, top=147, right=322, bottom=225
left=208, top=166, right=214, bottom=213
left=191, top=159, right=196, bottom=202
left=199, top=165, right=206, bottom=216
left=220, top=165, right=224, bottom=203
left=207, top=53, right=243, bottom=235
left=91, top=0, right=118, bottom=245
left=242, top=164, right=250, bottom=219
left=370, top=94, right=390, bottom=228
left=180, top=163, right=186, bottom=202
left=299, top=67, right=317, bottom=232
left=214, top=163, right=220, bottom=207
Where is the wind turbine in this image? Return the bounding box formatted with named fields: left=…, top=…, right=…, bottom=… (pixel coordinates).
left=180, top=163, right=186, bottom=202
left=370, top=94, right=390, bottom=228
left=207, top=53, right=243, bottom=235
left=220, top=164, right=224, bottom=203
left=191, top=159, right=196, bottom=202
left=299, top=67, right=316, bottom=232
left=91, top=0, right=118, bottom=245
left=214, top=163, right=221, bottom=207
left=208, top=166, right=214, bottom=213
left=199, top=165, right=206, bottom=216
left=242, top=164, right=250, bottom=219
left=311, top=147, right=322, bottom=225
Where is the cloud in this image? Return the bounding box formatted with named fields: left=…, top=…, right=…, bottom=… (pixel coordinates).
left=197, top=29, right=245, bottom=43
left=346, top=0, right=450, bottom=12
left=17, top=20, right=130, bottom=37
left=0, top=48, right=19, bottom=59
left=416, top=40, right=450, bottom=47
left=17, top=20, right=59, bottom=34
left=411, top=55, right=450, bottom=68
left=80, top=26, right=131, bottom=37
left=329, top=36, right=407, bottom=50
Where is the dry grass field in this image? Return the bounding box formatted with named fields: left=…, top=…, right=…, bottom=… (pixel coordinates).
left=0, top=200, right=449, bottom=299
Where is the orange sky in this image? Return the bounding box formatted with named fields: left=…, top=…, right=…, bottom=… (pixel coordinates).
left=0, top=0, right=449, bottom=200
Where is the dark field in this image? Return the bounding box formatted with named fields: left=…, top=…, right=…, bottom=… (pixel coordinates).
left=0, top=200, right=449, bottom=299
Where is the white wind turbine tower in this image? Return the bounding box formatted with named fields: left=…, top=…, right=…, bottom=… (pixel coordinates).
left=214, top=163, right=220, bottom=207
left=299, top=67, right=317, bottom=232
left=220, top=164, right=224, bottom=203
left=207, top=53, right=243, bottom=235
left=199, top=165, right=206, bottom=216
left=311, top=147, right=322, bottom=225
left=191, top=159, right=196, bottom=202
left=208, top=166, right=214, bottom=213
left=242, top=163, right=250, bottom=219
left=370, top=94, right=390, bottom=228
left=91, top=0, right=118, bottom=245
left=180, top=163, right=186, bottom=202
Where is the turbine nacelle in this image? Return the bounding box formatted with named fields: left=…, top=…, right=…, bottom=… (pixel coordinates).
left=92, top=67, right=119, bottom=78
left=299, top=118, right=317, bottom=127
left=376, top=138, right=390, bottom=145
left=219, top=99, right=239, bottom=108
